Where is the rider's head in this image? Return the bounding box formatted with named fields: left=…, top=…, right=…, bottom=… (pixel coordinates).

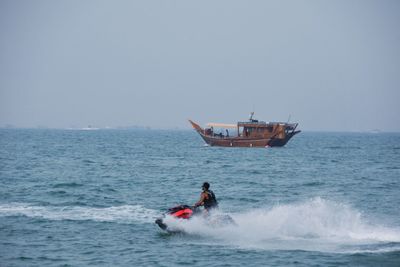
left=202, top=182, right=210, bottom=191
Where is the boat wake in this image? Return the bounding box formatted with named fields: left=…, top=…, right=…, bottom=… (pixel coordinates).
left=0, top=203, right=159, bottom=224
left=1, top=198, right=399, bottom=253
left=157, top=198, right=400, bottom=254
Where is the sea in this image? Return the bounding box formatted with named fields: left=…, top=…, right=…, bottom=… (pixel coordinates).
left=0, top=128, right=399, bottom=266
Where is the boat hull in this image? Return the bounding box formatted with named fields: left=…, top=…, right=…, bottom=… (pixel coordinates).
left=199, top=134, right=271, bottom=147
left=267, top=130, right=301, bottom=147
left=198, top=133, right=300, bottom=147
left=189, top=119, right=300, bottom=148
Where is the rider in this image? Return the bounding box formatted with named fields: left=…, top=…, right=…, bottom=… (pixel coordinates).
left=194, top=182, right=218, bottom=212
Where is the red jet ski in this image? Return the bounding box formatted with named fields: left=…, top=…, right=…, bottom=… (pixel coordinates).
left=155, top=205, right=200, bottom=231
left=155, top=204, right=235, bottom=232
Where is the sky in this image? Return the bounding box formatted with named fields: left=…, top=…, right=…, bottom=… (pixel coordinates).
left=0, top=0, right=399, bottom=131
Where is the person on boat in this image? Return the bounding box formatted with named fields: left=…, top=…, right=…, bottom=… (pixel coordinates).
left=194, top=182, right=218, bottom=213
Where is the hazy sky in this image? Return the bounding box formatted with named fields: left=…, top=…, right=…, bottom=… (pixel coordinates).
left=1, top=0, right=399, bottom=131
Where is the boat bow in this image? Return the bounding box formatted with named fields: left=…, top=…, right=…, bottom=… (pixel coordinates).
left=188, top=120, right=204, bottom=133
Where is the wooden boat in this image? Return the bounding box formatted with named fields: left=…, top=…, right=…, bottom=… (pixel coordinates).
left=189, top=113, right=300, bottom=148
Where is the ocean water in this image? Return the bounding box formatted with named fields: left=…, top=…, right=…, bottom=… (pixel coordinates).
left=0, top=129, right=399, bottom=266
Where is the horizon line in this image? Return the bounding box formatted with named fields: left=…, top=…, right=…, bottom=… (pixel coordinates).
left=0, top=126, right=399, bottom=134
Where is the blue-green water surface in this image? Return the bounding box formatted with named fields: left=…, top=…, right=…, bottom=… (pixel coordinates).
left=1, top=129, right=399, bottom=266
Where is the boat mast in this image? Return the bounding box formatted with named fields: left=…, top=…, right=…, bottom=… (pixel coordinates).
left=249, top=111, right=254, bottom=121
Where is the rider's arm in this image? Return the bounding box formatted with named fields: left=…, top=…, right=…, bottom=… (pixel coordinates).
left=194, top=192, right=206, bottom=207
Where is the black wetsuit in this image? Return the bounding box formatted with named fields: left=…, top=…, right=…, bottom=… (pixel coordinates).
left=203, top=190, right=218, bottom=210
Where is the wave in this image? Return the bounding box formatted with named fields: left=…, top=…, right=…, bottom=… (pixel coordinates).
left=2, top=198, right=399, bottom=253
left=52, top=182, right=84, bottom=188
left=0, top=203, right=159, bottom=224
left=161, top=198, right=400, bottom=253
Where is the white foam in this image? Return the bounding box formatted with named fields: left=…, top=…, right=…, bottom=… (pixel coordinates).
left=2, top=199, right=399, bottom=253
left=161, top=198, right=400, bottom=253
left=0, top=203, right=160, bottom=224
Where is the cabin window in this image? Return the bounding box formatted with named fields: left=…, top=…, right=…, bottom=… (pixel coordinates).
left=238, top=126, right=244, bottom=136
left=267, top=126, right=273, bottom=133
left=243, top=127, right=251, bottom=136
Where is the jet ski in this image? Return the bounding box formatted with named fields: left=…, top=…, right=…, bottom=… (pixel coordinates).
left=155, top=204, right=235, bottom=232
left=155, top=205, right=199, bottom=231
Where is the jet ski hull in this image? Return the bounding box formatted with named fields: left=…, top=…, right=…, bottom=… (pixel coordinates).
left=155, top=204, right=235, bottom=232
left=155, top=218, right=168, bottom=231
left=155, top=205, right=195, bottom=232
